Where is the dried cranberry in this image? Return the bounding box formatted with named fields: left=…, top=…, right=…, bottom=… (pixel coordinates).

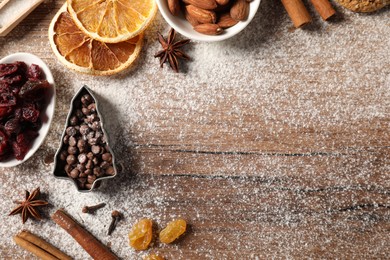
left=22, top=103, right=40, bottom=122
left=5, top=118, right=21, bottom=135
left=12, top=141, right=29, bottom=160
left=0, top=81, right=10, bottom=92
left=0, top=63, right=18, bottom=77
left=0, top=106, right=13, bottom=118
left=0, top=92, right=16, bottom=107
left=27, top=64, right=43, bottom=80
left=12, top=130, right=38, bottom=160
left=1, top=74, right=23, bottom=85
left=0, top=128, right=9, bottom=155
left=18, top=79, right=50, bottom=101
left=28, top=118, right=42, bottom=131
left=0, top=61, right=50, bottom=161
left=13, top=108, right=22, bottom=120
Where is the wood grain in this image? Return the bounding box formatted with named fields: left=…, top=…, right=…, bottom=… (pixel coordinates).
left=0, top=0, right=389, bottom=259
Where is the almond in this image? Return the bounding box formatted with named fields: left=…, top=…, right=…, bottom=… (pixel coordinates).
left=230, top=0, right=249, bottom=21
left=217, top=12, right=238, bottom=28
left=183, top=0, right=218, bottom=10
left=185, top=5, right=217, bottom=24
left=216, top=0, right=230, bottom=5
left=184, top=9, right=200, bottom=26
left=194, top=23, right=223, bottom=35
left=168, top=0, right=181, bottom=16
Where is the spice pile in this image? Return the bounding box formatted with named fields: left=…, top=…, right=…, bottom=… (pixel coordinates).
left=0, top=61, right=51, bottom=161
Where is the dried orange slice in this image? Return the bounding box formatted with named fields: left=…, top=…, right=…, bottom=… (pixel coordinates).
left=67, top=0, right=157, bottom=43
left=48, top=4, right=143, bottom=75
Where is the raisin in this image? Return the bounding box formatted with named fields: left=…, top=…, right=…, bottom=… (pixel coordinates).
left=22, top=103, right=40, bottom=122
left=159, top=219, right=187, bottom=244
left=0, top=128, right=9, bottom=155
left=27, top=64, right=43, bottom=80
left=143, top=254, right=165, bottom=260
left=19, top=79, right=50, bottom=101
left=128, top=218, right=153, bottom=250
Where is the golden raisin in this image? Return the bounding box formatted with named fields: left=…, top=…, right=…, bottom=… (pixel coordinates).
left=143, top=254, right=165, bottom=260
left=159, top=219, right=187, bottom=244
left=128, top=218, right=153, bottom=250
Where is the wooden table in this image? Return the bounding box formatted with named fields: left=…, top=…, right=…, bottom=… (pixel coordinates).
left=1, top=0, right=389, bottom=259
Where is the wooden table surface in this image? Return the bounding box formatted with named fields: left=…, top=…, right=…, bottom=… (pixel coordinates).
left=1, top=0, right=389, bottom=259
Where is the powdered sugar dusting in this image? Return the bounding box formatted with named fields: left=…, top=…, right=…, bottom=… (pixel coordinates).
left=0, top=0, right=389, bottom=259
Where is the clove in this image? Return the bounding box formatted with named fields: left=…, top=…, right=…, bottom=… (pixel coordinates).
left=82, top=203, right=106, bottom=213
left=108, top=210, right=121, bottom=235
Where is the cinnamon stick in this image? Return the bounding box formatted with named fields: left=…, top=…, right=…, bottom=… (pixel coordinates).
left=281, top=0, right=311, bottom=28
left=18, top=230, right=72, bottom=260
left=13, top=235, right=58, bottom=260
left=310, top=0, right=336, bottom=20
left=51, top=209, right=118, bottom=260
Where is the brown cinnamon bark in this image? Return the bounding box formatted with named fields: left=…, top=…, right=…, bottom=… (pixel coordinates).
left=17, top=230, right=72, bottom=260
left=281, top=0, right=312, bottom=28
left=51, top=209, right=118, bottom=260
left=310, top=0, right=336, bottom=20
left=13, top=236, right=58, bottom=260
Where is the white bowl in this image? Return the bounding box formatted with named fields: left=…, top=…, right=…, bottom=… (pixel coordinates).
left=0, top=53, right=56, bottom=167
left=156, top=0, right=261, bottom=42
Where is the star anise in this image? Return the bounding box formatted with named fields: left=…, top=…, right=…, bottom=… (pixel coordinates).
left=9, top=187, right=48, bottom=224
left=154, top=28, right=190, bottom=73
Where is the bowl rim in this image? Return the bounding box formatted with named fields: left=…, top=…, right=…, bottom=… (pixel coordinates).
left=0, top=52, right=56, bottom=167
left=155, top=0, right=261, bottom=42
left=52, top=85, right=118, bottom=193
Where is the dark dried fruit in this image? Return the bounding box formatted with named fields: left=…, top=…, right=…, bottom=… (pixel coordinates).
left=12, top=131, right=37, bottom=160
left=0, top=128, right=9, bottom=155
left=0, top=61, right=51, bottom=161
left=19, top=80, right=50, bottom=101
left=22, top=103, right=40, bottom=123
left=0, top=92, right=17, bottom=107
left=1, top=75, right=23, bottom=86
left=0, top=106, right=13, bottom=118
left=0, top=63, right=18, bottom=77
left=5, top=118, right=21, bottom=135
left=27, top=64, right=43, bottom=80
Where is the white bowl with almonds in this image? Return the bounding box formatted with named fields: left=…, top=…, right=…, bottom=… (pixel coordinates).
left=156, top=0, right=261, bottom=42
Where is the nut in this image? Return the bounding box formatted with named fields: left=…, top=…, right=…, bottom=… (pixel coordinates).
left=194, top=23, right=223, bottom=35
left=183, top=0, right=218, bottom=10
left=185, top=5, right=217, bottom=24
left=167, top=0, right=251, bottom=36
left=217, top=12, right=239, bottom=28
left=216, top=0, right=230, bottom=5
left=168, top=0, right=181, bottom=16
left=230, top=0, right=249, bottom=21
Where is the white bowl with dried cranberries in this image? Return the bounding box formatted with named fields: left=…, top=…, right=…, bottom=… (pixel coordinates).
left=0, top=53, right=55, bottom=167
